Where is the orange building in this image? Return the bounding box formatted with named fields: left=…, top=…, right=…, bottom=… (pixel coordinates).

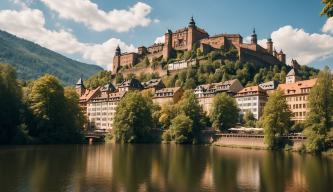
left=277, top=69, right=317, bottom=123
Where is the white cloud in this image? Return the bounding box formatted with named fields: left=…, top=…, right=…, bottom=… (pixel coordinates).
left=322, top=17, right=333, bottom=34
left=0, top=8, right=136, bottom=69
left=40, top=0, right=155, bottom=32
left=268, top=25, right=333, bottom=65
left=154, top=35, right=165, bottom=44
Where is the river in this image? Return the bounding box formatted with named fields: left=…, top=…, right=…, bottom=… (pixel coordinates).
left=0, top=144, right=332, bottom=192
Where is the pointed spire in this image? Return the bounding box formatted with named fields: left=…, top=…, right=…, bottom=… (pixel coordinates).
left=189, top=16, right=196, bottom=28
left=253, top=28, right=256, bottom=34
left=76, top=76, right=84, bottom=85
left=115, top=44, right=121, bottom=56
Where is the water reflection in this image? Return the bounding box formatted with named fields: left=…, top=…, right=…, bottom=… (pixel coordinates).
left=0, top=144, right=332, bottom=192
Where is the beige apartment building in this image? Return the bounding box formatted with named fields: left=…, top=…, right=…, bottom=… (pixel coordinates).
left=277, top=69, right=317, bottom=123
left=153, top=87, right=183, bottom=106
left=194, top=79, right=243, bottom=114
left=235, top=86, right=268, bottom=120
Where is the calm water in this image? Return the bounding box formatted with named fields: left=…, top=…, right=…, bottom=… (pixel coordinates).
left=0, top=144, right=332, bottom=192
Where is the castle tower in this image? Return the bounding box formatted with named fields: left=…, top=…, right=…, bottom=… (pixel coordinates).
left=273, top=48, right=277, bottom=57
left=278, top=49, right=286, bottom=64
left=187, top=16, right=196, bottom=51
left=251, top=28, right=257, bottom=44
left=188, top=16, right=196, bottom=28
left=290, top=59, right=300, bottom=70
left=286, top=69, right=296, bottom=84
left=75, top=77, right=85, bottom=96
left=266, top=38, right=273, bottom=54
left=163, top=30, right=172, bottom=60
left=112, top=45, right=121, bottom=73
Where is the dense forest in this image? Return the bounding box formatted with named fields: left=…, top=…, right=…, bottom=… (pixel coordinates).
left=0, top=64, right=83, bottom=144
left=84, top=49, right=319, bottom=89
left=0, top=30, right=102, bottom=85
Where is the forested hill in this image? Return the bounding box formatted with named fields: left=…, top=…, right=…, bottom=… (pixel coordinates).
left=0, top=30, right=103, bottom=85
left=85, top=49, right=319, bottom=89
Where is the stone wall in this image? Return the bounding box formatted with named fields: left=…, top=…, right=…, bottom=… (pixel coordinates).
left=121, top=65, right=167, bottom=78
left=213, top=134, right=306, bottom=150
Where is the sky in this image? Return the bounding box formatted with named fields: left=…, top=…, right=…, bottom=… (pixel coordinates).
left=0, top=0, right=332, bottom=70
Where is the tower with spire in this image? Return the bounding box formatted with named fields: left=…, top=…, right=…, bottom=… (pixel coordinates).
left=112, top=45, right=121, bottom=74
left=75, top=76, right=86, bottom=96
left=251, top=28, right=257, bottom=44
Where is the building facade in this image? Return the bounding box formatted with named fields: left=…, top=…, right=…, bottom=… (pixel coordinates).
left=194, top=79, right=244, bottom=114
left=235, top=86, right=268, bottom=120
left=153, top=87, right=183, bottom=106
left=277, top=69, right=317, bottom=123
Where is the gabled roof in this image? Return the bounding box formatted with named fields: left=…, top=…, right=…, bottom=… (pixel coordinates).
left=278, top=79, right=317, bottom=95
left=142, top=79, right=164, bottom=89
left=117, top=78, right=143, bottom=89
left=259, top=81, right=279, bottom=90
left=287, top=69, right=295, bottom=77
left=154, top=87, right=181, bottom=95
left=100, top=82, right=116, bottom=92
left=236, top=85, right=266, bottom=97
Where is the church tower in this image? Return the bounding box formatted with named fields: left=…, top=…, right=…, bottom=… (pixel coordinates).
left=286, top=69, right=296, bottom=84
left=75, top=77, right=85, bottom=96
left=251, top=28, right=257, bottom=44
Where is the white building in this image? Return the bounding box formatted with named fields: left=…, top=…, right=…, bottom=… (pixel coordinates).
left=235, top=85, right=267, bottom=120
left=167, top=59, right=197, bottom=71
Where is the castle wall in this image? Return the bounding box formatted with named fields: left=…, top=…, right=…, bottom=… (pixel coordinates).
left=119, top=53, right=138, bottom=68
left=121, top=65, right=167, bottom=78
left=239, top=48, right=284, bottom=67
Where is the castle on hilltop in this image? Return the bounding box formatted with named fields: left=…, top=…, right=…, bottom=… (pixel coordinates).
left=112, top=17, right=290, bottom=74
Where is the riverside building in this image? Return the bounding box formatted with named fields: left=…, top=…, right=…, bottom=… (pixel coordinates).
left=235, top=86, right=268, bottom=120
left=277, top=69, right=317, bottom=123
left=194, top=79, right=243, bottom=114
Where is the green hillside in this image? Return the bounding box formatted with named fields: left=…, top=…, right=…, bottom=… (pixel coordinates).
left=84, top=49, right=319, bottom=89
left=0, top=30, right=103, bottom=85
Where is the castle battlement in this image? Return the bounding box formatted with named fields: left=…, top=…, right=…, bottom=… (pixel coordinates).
left=112, top=17, right=287, bottom=75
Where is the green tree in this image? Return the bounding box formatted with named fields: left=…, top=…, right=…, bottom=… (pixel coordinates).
left=113, top=91, right=153, bottom=143
left=304, top=67, right=333, bottom=152
left=177, top=90, right=205, bottom=142
left=243, top=111, right=256, bottom=128
left=210, top=93, right=239, bottom=131
left=260, top=90, right=291, bottom=149
left=26, top=75, right=82, bottom=143
left=321, top=0, right=333, bottom=17
left=0, top=64, right=22, bottom=144
left=170, top=114, right=193, bottom=144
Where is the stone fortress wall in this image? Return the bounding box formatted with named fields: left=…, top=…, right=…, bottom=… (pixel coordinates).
left=112, top=17, right=289, bottom=75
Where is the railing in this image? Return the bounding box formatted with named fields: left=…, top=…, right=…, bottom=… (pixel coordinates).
left=83, top=131, right=108, bottom=138
left=215, top=133, right=306, bottom=140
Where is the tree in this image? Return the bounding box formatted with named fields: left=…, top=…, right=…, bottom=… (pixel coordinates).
left=26, top=75, right=82, bottom=143
left=159, top=103, right=178, bottom=129
left=177, top=90, right=205, bottom=142
left=170, top=114, right=193, bottom=144
left=243, top=111, right=256, bottom=128
left=321, top=0, right=333, bottom=17
left=64, top=87, right=86, bottom=133
left=304, top=67, right=333, bottom=152
left=260, top=90, right=291, bottom=149
left=113, top=91, right=153, bottom=143
left=210, top=93, right=239, bottom=131
left=0, top=64, right=22, bottom=144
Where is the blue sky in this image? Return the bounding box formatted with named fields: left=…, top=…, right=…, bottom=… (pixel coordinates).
left=0, top=0, right=332, bottom=69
